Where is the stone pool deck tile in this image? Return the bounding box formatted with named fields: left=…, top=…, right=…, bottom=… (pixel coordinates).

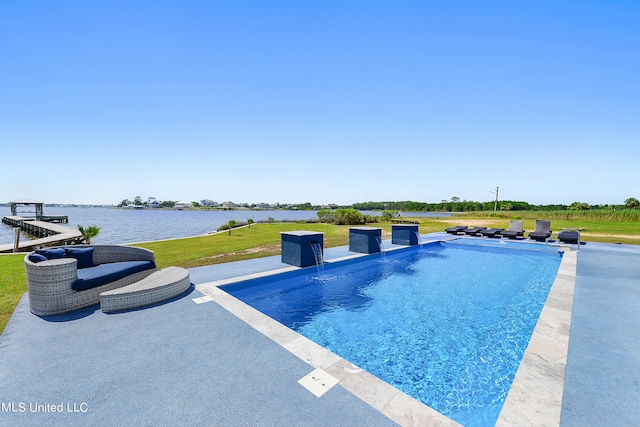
left=382, top=393, right=462, bottom=427
left=497, top=351, right=567, bottom=427
left=283, top=337, right=344, bottom=369
left=323, top=358, right=402, bottom=413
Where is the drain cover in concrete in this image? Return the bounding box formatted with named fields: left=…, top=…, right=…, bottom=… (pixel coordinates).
left=297, top=368, right=339, bottom=397
left=192, top=295, right=214, bottom=304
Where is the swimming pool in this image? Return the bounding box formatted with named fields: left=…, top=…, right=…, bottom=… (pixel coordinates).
left=221, top=240, right=562, bottom=426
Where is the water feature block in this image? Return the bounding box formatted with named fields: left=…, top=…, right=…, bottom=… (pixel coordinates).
left=391, top=224, right=419, bottom=245
left=281, top=231, right=324, bottom=267
left=349, top=227, right=382, bottom=254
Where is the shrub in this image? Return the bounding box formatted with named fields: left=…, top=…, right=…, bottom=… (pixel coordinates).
left=317, top=210, right=336, bottom=223
left=380, top=210, right=400, bottom=221
left=218, top=220, right=248, bottom=233
left=318, top=208, right=376, bottom=225
left=363, top=214, right=379, bottom=223
left=334, top=208, right=365, bottom=225
left=569, top=202, right=590, bottom=211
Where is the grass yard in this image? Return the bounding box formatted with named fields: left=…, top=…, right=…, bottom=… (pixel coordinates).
left=0, top=254, right=27, bottom=332
left=2, top=215, right=640, bottom=333
left=137, top=222, right=353, bottom=269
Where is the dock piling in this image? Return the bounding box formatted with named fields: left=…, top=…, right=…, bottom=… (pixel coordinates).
left=13, top=228, right=20, bottom=253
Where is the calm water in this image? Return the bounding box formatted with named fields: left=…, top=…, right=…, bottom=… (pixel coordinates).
left=0, top=206, right=449, bottom=246
left=223, top=241, right=562, bottom=426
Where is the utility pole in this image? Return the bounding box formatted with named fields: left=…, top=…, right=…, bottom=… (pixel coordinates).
left=490, top=186, right=499, bottom=213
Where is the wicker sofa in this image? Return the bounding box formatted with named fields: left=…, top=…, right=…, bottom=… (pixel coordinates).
left=24, top=245, right=157, bottom=316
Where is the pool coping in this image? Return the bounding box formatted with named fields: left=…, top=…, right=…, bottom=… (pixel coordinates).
left=196, top=239, right=578, bottom=427
left=496, top=248, right=577, bottom=426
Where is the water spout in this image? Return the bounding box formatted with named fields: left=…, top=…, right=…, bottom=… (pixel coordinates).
left=309, top=242, right=324, bottom=274
left=375, top=236, right=386, bottom=260
left=415, top=231, right=422, bottom=249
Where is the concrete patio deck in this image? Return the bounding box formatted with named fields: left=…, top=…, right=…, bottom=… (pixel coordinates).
left=1, top=234, right=639, bottom=426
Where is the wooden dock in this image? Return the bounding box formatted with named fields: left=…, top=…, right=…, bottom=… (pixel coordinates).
left=40, top=215, right=69, bottom=223
left=0, top=216, right=84, bottom=253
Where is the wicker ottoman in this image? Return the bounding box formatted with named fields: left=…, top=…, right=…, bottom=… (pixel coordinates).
left=100, top=266, right=191, bottom=313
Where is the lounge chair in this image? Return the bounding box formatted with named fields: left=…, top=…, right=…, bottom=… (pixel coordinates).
left=501, top=220, right=525, bottom=239
left=445, top=225, right=468, bottom=235
left=528, top=220, right=552, bottom=242
left=480, top=228, right=504, bottom=238
left=464, top=227, right=487, bottom=236
left=558, top=229, right=580, bottom=244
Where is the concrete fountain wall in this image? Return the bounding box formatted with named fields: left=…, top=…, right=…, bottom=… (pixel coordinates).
left=349, top=227, right=382, bottom=254
left=391, top=224, right=419, bottom=245
left=280, top=231, right=324, bottom=267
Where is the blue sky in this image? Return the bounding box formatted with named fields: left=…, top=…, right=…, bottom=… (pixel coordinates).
left=1, top=1, right=638, bottom=206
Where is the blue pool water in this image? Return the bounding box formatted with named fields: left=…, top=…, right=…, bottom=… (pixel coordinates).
left=222, top=240, right=562, bottom=426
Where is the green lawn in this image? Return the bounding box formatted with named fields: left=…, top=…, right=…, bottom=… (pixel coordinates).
left=2, top=216, right=640, bottom=333
left=0, top=254, right=27, bottom=332
left=137, top=222, right=353, bottom=269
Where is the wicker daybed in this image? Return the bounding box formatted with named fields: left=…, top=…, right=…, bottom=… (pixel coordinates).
left=24, top=245, right=158, bottom=316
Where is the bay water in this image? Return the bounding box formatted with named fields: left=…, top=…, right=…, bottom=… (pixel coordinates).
left=0, top=206, right=449, bottom=246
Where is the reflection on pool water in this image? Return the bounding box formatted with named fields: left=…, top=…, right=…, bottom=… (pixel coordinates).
left=222, top=240, right=562, bottom=426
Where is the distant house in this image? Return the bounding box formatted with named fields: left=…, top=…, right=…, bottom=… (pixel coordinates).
left=255, top=202, right=271, bottom=209
left=201, top=199, right=218, bottom=207
left=221, top=201, right=238, bottom=209
left=148, top=197, right=162, bottom=209
left=174, top=201, right=191, bottom=210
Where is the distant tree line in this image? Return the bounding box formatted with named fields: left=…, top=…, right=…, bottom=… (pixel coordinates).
left=351, top=198, right=640, bottom=212
left=116, top=196, right=640, bottom=213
